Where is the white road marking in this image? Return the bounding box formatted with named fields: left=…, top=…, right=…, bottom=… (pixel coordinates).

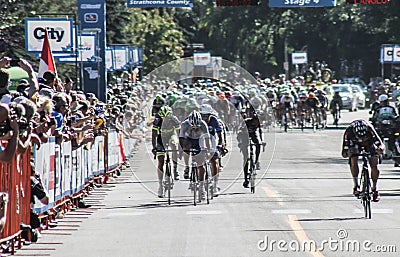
left=353, top=209, right=393, bottom=214
left=186, top=210, right=222, bottom=215
left=272, top=209, right=312, bottom=214
left=106, top=212, right=146, bottom=217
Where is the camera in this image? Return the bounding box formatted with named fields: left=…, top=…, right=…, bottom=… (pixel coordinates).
left=0, top=120, right=11, bottom=137
left=48, top=117, right=56, bottom=127
left=9, top=58, right=20, bottom=67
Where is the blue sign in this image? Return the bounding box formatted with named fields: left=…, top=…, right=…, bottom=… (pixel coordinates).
left=78, top=0, right=107, bottom=102
left=269, top=0, right=336, bottom=7
left=127, top=0, right=193, bottom=8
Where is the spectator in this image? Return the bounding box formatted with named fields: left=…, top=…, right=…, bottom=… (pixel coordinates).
left=0, top=104, right=19, bottom=163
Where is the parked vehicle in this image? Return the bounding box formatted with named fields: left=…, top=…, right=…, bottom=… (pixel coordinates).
left=352, top=84, right=366, bottom=109
left=331, top=83, right=358, bottom=111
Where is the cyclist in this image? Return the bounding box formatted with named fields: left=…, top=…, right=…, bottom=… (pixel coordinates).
left=179, top=111, right=211, bottom=198
left=279, top=92, right=295, bottom=127
left=151, top=106, right=181, bottom=198
left=341, top=120, right=384, bottom=202
left=370, top=94, right=397, bottom=127
left=316, top=89, right=328, bottom=128
left=329, top=91, right=343, bottom=125
left=237, top=105, right=264, bottom=188
left=199, top=104, right=224, bottom=196
left=151, top=94, right=165, bottom=116
left=305, top=92, right=321, bottom=124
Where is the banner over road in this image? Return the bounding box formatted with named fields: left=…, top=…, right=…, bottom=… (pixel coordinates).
left=127, top=0, right=193, bottom=8
left=269, top=0, right=336, bottom=7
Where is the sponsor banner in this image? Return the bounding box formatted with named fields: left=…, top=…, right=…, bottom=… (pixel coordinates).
left=62, top=141, right=72, bottom=197
left=216, top=0, right=259, bottom=6
left=291, top=51, right=308, bottom=64
left=108, top=131, right=119, bottom=169
left=25, top=18, right=74, bottom=53
left=127, top=0, right=193, bottom=8
left=269, top=0, right=336, bottom=7
left=34, top=137, right=56, bottom=213
left=106, top=47, right=115, bottom=72
left=78, top=0, right=107, bottom=102
left=57, top=33, right=97, bottom=63
left=97, top=136, right=105, bottom=174
left=111, top=45, right=129, bottom=71
left=55, top=145, right=62, bottom=201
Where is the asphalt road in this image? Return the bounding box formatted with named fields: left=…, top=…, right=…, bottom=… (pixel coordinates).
left=16, top=109, right=400, bottom=257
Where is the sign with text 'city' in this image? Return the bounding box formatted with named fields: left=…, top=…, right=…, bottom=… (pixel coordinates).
left=127, top=0, right=193, bottom=8
left=269, top=0, right=336, bottom=7
left=380, top=45, right=400, bottom=64
left=25, top=18, right=74, bottom=53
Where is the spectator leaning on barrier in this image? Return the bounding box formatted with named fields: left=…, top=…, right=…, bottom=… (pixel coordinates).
left=0, top=104, right=19, bottom=162
left=51, top=95, right=70, bottom=144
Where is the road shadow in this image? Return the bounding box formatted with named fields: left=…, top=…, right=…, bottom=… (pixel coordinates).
left=98, top=199, right=197, bottom=210
left=280, top=157, right=348, bottom=165
left=296, top=217, right=365, bottom=222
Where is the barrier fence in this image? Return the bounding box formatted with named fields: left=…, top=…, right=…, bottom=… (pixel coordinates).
left=0, top=130, right=138, bottom=254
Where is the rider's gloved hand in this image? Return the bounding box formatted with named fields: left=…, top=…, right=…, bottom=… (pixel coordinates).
left=152, top=148, right=157, bottom=156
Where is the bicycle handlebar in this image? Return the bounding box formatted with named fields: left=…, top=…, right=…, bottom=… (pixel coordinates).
left=350, top=152, right=373, bottom=158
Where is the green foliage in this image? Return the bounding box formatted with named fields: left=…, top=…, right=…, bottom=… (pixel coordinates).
left=1, top=0, right=400, bottom=80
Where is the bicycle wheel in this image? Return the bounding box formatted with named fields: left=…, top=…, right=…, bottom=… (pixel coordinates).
left=165, top=163, right=172, bottom=205
left=284, top=112, right=288, bottom=132
left=321, top=69, right=332, bottom=83
left=250, top=159, right=255, bottom=193
left=192, top=167, right=198, bottom=206
left=360, top=169, right=372, bottom=219
left=304, top=70, right=314, bottom=83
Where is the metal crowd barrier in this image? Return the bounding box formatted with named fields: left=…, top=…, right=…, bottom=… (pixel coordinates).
left=0, top=130, right=139, bottom=254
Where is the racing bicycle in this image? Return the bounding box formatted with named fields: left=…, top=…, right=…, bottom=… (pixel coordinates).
left=247, top=142, right=266, bottom=193
left=351, top=151, right=373, bottom=219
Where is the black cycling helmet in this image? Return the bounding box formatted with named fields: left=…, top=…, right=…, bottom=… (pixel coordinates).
left=353, top=120, right=368, bottom=142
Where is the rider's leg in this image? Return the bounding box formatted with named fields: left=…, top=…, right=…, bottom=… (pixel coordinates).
left=369, top=156, right=380, bottom=191
left=349, top=153, right=360, bottom=195
left=170, top=143, right=179, bottom=180
left=157, top=155, right=165, bottom=197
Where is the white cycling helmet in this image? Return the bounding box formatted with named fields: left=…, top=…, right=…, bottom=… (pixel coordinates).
left=378, top=94, right=388, bottom=102
left=188, top=111, right=202, bottom=126
left=200, top=104, right=215, bottom=115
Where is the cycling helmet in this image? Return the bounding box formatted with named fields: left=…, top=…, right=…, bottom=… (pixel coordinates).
left=200, top=104, right=215, bottom=115
left=158, top=106, right=173, bottom=117
left=353, top=120, right=368, bottom=141
left=308, top=93, right=316, bottom=98
left=188, top=111, right=202, bottom=126
left=378, top=94, right=388, bottom=102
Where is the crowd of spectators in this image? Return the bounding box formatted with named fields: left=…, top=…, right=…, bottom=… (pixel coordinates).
left=0, top=56, right=152, bottom=240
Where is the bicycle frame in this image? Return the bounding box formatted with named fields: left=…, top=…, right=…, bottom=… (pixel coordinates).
left=351, top=152, right=372, bottom=219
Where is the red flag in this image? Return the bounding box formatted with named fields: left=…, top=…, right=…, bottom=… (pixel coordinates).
left=38, top=30, right=57, bottom=78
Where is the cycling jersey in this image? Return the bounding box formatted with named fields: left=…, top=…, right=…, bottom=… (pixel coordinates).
left=152, top=116, right=180, bottom=148
left=342, top=120, right=383, bottom=151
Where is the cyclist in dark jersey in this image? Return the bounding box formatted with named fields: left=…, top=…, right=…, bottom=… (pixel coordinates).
left=342, top=119, right=384, bottom=202
left=237, top=106, right=264, bottom=188
left=152, top=106, right=180, bottom=198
